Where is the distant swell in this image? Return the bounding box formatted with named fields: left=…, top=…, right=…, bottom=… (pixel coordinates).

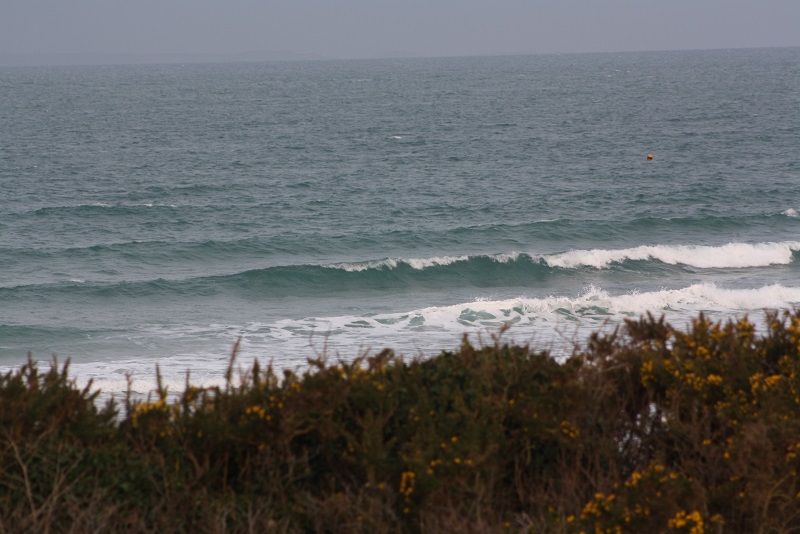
left=450, top=210, right=800, bottom=242
left=31, top=203, right=177, bottom=217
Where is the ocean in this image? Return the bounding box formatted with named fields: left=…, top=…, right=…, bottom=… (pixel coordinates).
left=1, top=47, right=799, bottom=399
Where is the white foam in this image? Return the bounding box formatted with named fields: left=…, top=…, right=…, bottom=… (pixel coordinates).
left=544, top=242, right=800, bottom=269
left=257, top=283, right=800, bottom=352
left=782, top=208, right=799, bottom=218
left=332, top=258, right=399, bottom=272
left=491, top=252, right=521, bottom=263
left=9, top=283, right=800, bottom=401
left=333, top=255, right=472, bottom=272
left=405, top=255, right=471, bottom=269
left=335, top=252, right=526, bottom=272
left=325, top=243, right=798, bottom=274
left=230, top=283, right=800, bottom=370
left=384, top=283, right=800, bottom=326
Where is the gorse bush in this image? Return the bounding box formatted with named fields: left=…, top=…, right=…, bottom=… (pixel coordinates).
left=2, top=311, right=800, bottom=532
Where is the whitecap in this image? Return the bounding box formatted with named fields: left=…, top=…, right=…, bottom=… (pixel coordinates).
left=544, top=242, right=800, bottom=269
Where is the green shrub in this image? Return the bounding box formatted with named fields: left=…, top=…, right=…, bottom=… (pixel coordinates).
left=3, top=311, right=800, bottom=532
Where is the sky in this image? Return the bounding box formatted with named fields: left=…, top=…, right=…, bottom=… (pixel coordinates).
left=2, top=0, right=799, bottom=64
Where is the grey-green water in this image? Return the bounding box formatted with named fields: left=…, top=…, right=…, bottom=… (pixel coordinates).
left=1, top=48, right=799, bottom=395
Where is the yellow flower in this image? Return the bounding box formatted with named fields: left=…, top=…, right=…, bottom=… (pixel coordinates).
left=706, top=374, right=723, bottom=386
left=668, top=510, right=704, bottom=533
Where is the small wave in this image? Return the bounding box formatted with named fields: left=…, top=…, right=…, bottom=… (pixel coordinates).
left=332, top=255, right=475, bottom=272
left=544, top=242, right=800, bottom=269
left=782, top=208, right=799, bottom=218
left=138, top=202, right=177, bottom=208
left=325, top=242, right=800, bottom=276
left=334, top=253, right=530, bottom=273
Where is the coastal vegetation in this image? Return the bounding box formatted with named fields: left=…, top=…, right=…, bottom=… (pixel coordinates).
left=3, top=311, right=800, bottom=532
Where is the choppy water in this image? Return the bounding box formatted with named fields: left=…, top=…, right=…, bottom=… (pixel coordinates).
left=1, top=48, right=799, bottom=397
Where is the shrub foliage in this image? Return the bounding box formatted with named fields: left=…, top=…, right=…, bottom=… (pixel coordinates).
left=3, top=311, right=800, bottom=532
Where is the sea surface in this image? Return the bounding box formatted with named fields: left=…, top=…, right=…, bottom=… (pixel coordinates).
left=1, top=48, right=799, bottom=398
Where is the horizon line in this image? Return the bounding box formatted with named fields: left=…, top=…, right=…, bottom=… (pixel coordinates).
left=1, top=44, right=798, bottom=68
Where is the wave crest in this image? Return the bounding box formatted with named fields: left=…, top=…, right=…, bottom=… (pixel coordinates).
left=544, top=242, right=800, bottom=269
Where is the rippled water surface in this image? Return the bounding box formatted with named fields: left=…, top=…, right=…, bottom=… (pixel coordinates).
left=1, top=48, right=799, bottom=395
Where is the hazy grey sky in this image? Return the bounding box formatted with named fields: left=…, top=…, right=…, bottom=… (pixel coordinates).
left=2, top=0, right=799, bottom=62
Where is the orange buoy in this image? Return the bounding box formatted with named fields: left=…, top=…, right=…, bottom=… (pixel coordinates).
left=646, top=153, right=654, bottom=160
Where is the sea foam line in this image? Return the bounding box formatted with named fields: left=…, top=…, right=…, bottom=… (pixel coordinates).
left=16, top=283, right=800, bottom=400
left=274, top=283, right=800, bottom=336
left=412, top=283, right=800, bottom=323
